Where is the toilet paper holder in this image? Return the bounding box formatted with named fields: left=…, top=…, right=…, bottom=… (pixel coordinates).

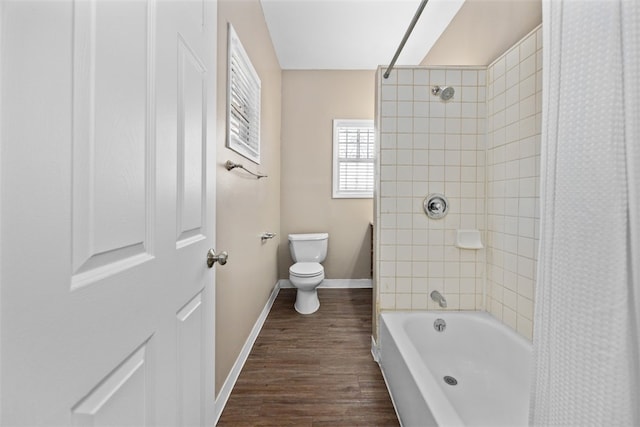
left=261, top=232, right=277, bottom=241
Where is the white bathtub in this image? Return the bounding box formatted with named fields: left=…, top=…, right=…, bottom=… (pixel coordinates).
left=379, top=311, right=532, bottom=427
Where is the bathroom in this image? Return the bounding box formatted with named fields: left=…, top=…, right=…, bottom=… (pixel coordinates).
left=221, top=0, right=638, bottom=423
left=1, top=0, right=638, bottom=425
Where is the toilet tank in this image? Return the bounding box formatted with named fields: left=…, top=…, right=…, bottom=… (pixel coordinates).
left=288, top=233, right=328, bottom=263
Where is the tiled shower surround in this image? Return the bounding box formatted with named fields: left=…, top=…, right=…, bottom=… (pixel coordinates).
left=374, top=25, right=542, bottom=339
left=485, top=26, right=542, bottom=339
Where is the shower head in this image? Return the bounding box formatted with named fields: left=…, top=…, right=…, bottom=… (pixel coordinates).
left=431, top=86, right=455, bottom=101
left=440, top=86, right=455, bottom=101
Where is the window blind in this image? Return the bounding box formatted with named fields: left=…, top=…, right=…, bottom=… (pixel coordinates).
left=227, top=24, right=261, bottom=164
left=333, top=120, right=374, bottom=198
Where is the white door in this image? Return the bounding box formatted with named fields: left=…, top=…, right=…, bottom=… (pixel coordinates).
left=0, top=1, right=217, bottom=425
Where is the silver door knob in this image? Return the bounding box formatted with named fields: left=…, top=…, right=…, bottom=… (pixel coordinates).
left=207, top=249, right=228, bottom=268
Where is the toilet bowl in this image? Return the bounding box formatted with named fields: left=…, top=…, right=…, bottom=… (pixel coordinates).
left=288, top=233, right=329, bottom=315
left=289, top=262, right=324, bottom=314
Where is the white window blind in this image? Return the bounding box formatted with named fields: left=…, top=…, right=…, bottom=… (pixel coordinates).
left=332, top=119, right=375, bottom=198
left=227, top=24, right=261, bottom=164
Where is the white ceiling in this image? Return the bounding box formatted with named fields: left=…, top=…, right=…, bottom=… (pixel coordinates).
left=260, top=0, right=466, bottom=70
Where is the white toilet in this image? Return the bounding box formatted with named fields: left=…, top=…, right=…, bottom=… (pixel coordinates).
left=288, top=233, right=328, bottom=314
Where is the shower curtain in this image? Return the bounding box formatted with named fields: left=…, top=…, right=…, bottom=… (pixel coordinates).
left=530, top=0, right=640, bottom=425
left=530, top=0, right=640, bottom=426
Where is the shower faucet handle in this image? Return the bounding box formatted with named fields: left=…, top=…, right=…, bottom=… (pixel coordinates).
left=424, top=193, right=449, bottom=219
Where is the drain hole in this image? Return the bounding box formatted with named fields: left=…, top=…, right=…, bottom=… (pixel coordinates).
left=444, top=376, right=458, bottom=386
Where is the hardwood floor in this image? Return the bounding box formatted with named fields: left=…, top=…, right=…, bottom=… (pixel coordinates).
left=217, top=288, right=400, bottom=426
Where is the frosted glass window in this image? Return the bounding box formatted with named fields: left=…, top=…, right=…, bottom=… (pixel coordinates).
left=227, top=24, right=261, bottom=164
left=332, top=119, right=374, bottom=198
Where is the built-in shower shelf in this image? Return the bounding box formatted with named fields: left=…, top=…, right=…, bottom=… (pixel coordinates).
left=455, top=229, right=484, bottom=249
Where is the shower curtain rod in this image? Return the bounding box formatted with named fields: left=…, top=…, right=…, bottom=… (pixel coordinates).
left=383, top=0, right=429, bottom=79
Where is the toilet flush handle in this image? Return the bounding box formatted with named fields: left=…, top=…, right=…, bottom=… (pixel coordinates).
left=207, top=249, right=228, bottom=268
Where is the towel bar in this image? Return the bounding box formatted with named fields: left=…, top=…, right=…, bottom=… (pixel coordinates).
left=225, top=160, right=267, bottom=179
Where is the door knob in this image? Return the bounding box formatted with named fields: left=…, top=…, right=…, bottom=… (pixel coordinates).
left=207, top=249, right=228, bottom=268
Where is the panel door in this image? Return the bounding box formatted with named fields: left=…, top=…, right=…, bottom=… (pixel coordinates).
left=0, top=0, right=217, bottom=425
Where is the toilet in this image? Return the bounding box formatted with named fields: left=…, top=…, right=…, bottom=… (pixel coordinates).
left=288, top=233, right=328, bottom=314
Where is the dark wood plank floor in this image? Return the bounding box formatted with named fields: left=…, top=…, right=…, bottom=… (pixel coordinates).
left=217, top=288, right=399, bottom=426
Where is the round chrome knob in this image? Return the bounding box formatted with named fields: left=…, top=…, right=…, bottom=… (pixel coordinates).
left=429, top=200, right=442, bottom=211
left=207, top=249, right=228, bottom=268
left=424, top=193, right=449, bottom=219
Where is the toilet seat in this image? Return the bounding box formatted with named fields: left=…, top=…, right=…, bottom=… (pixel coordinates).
left=289, top=262, right=323, bottom=278
left=288, top=262, right=324, bottom=314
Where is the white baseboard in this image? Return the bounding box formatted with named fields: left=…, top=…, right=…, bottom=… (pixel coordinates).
left=371, top=335, right=380, bottom=363
left=278, top=278, right=372, bottom=289
left=214, top=281, right=281, bottom=424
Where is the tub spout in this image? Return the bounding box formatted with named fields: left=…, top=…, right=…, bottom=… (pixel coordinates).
left=430, top=290, right=447, bottom=308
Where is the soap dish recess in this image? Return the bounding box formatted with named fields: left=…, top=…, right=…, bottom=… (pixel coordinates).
left=455, top=229, right=483, bottom=249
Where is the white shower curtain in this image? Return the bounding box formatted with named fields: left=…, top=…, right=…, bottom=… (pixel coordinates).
left=531, top=0, right=640, bottom=425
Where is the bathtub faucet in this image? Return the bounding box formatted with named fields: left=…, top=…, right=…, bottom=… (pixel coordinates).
left=430, top=290, right=447, bottom=308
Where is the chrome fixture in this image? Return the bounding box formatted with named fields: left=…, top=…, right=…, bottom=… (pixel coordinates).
left=443, top=376, right=458, bottom=386
left=424, top=193, right=449, bottom=219
left=383, top=0, right=429, bottom=79
left=260, top=232, right=277, bottom=242
left=207, top=249, right=228, bottom=268
left=430, top=290, right=447, bottom=308
left=431, top=86, right=455, bottom=101
left=433, top=318, right=446, bottom=332
left=225, top=160, right=267, bottom=179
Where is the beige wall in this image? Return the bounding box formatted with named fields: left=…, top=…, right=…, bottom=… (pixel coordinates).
left=279, top=71, right=375, bottom=280
left=216, top=0, right=281, bottom=395
left=421, top=0, right=541, bottom=66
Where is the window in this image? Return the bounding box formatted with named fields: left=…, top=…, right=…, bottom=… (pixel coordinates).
left=227, top=24, right=261, bottom=164
left=332, top=119, right=375, bottom=198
